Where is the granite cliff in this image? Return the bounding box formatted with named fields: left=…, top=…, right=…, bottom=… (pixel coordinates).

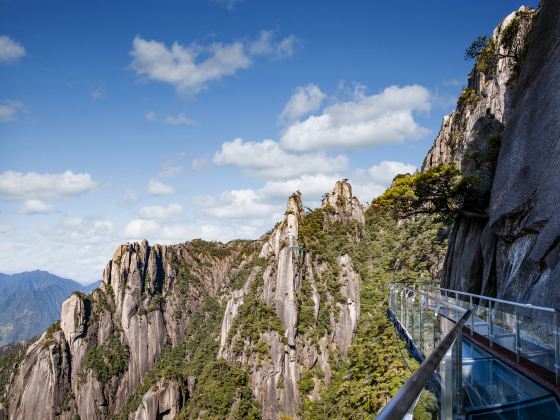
left=425, top=1, right=560, bottom=308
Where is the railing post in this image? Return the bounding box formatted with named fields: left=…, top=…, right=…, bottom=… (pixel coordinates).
left=488, top=301, right=494, bottom=347
left=555, top=310, right=560, bottom=385
left=420, top=298, right=424, bottom=353
left=455, top=331, right=463, bottom=415
left=469, top=295, right=474, bottom=336
left=515, top=305, right=522, bottom=363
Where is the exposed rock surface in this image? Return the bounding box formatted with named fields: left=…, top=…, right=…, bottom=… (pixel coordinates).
left=132, top=380, right=182, bottom=420
left=220, top=182, right=363, bottom=419
left=427, top=1, right=560, bottom=307
left=322, top=180, right=365, bottom=225
left=1, top=181, right=364, bottom=420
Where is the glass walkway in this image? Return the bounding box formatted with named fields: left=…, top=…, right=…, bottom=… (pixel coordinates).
left=378, top=284, right=560, bottom=419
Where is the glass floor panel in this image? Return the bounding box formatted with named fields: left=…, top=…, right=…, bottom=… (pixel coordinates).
left=462, top=339, right=560, bottom=418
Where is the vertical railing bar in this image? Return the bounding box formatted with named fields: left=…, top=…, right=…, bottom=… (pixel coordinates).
left=555, top=310, right=560, bottom=385
left=455, top=330, right=463, bottom=415
left=515, top=305, right=521, bottom=363
left=488, top=301, right=494, bottom=348
left=469, top=295, right=474, bottom=336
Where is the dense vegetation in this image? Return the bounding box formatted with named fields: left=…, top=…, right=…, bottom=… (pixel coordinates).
left=301, top=205, right=448, bottom=417
left=370, top=163, right=469, bottom=221
left=83, top=331, right=130, bottom=385
left=117, top=287, right=261, bottom=419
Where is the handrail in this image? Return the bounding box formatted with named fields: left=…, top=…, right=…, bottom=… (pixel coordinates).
left=430, top=285, right=557, bottom=314
left=378, top=289, right=471, bottom=419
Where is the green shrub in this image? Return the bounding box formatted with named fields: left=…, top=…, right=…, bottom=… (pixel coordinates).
left=83, top=332, right=130, bottom=384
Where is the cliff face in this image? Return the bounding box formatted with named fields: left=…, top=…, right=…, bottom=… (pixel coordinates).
left=0, top=181, right=367, bottom=420
left=219, top=182, right=364, bottom=419
left=3, top=238, right=261, bottom=419
left=428, top=0, right=560, bottom=307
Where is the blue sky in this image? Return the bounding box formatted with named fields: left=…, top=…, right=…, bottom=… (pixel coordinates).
left=0, top=0, right=537, bottom=282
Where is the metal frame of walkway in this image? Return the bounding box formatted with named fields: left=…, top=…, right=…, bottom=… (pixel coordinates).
left=378, top=283, right=560, bottom=419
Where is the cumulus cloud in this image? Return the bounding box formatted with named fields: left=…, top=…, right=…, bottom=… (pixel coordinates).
left=279, top=84, right=325, bottom=124
left=281, top=85, right=431, bottom=152
left=43, top=217, right=114, bottom=245
left=368, top=161, right=417, bottom=185
left=0, top=170, right=98, bottom=199
left=130, top=30, right=297, bottom=96
left=124, top=216, right=262, bottom=242
left=124, top=219, right=160, bottom=238
left=0, top=101, right=25, bottom=123
left=250, top=30, right=298, bottom=59
left=0, top=35, right=26, bottom=63
left=163, top=112, right=195, bottom=126
left=18, top=199, right=55, bottom=214
left=147, top=179, right=175, bottom=195
left=130, top=36, right=251, bottom=96
left=193, top=189, right=277, bottom=219
left=350, top=161, right=417, bottom=203
left=138, top=203, right=183, bottom=219
left=260, top=174, right=339, bottom=202
left=213, top=138, right=348, bottom=178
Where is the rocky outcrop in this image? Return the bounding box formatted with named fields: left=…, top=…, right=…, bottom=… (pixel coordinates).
left=429, top=1, right=560, bottom=308
left=3, top=239, right=254, bottom=419
left=132, top=380, right=183, bottom=420
left=220, top=184, right=363, bottom=419
left=423, top=6, right=535, bottom=171
left=322, top=180, right=365, bottom=225
left=2, top=178, right=366, bottom=420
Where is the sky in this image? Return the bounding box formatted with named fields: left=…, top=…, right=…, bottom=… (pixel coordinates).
left=0, top=0, right=538, bottom=283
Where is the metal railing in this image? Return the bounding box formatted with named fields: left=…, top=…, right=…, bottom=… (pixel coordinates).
left=425, top=285, right=560, bottom=384
left=379, top=285, right=471, bottom=419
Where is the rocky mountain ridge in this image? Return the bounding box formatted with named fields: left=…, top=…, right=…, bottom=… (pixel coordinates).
left=425, top=1, right=560, bottom=309
left=0, top=271, right=99, bottom=346
left=2, top=2, right=559, bottom=418
left=0, top=180, right=372, bottom=420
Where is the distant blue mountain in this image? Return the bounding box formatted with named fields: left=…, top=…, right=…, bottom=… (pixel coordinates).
left=0, top=270, right=100, bottom=346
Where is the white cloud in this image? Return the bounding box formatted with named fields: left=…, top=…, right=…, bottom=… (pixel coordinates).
left=191, top=157, right=208, bottom=172
left=260, top=174, right=339, bottom=202
left=138, top=203, right=183, bottom=219
left=91, top=87, right=105, bottom=100
left=0, top=170, right=98, bottom=199
left=349, top=160, right=417, bottom=203
left=18, top=199, right=55, bottom=214
left=124, top=219, right=160, bottom=238
left=43, top=217, right=114, bottom=245
left=145, top=110, right=157, bottom=121
left=279, top=84, right=325, bottom=124
left=213, top=138, right=348, bottom=178
left=193, top=189, right=277, bottom=219
left=0, top=101, right=24, bottom=123
left=281, top=85, right=431, bottom=152
left=130, top=30, right=297, bottom=96
left=250, top=30, right=298, bottom=59
left=130, top=36, right=251, bottom=96
left=163, top=112, right=195, bottom=126
left=123, top=218, right=260, bottom=243
left=0, top=36, right=26, bottom=63
left=147, top=179, right=174, bottom=195
left=367, top=161, right=417, bottom=185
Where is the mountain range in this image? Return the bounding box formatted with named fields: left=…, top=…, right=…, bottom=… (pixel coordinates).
left=0, top=270, right=99, bottom=346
